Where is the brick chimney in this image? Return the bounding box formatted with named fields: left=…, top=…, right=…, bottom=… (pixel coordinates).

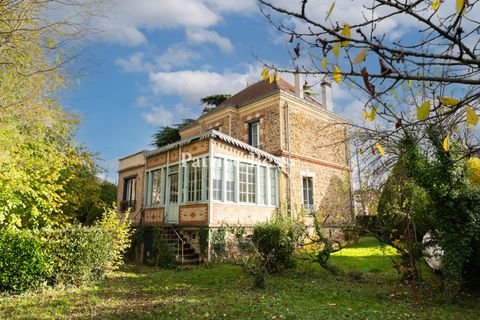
left=294, top=72, right=304, bottom=99
left=321, top=80, right=333, bottom=112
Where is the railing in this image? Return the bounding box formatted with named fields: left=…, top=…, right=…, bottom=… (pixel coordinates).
left=170, top=226, right=185, bottom=265
left=120, top=200, right=136, bottom=212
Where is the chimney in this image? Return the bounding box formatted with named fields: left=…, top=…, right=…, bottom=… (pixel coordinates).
left=321, top=80, right=333, bottom=112
left=294, top=72, right=304, bottom=99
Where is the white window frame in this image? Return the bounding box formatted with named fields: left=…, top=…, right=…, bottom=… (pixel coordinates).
left=212, top=157, right=223, bottom=201
left=302, top=176, right=315, bottom=213
left=248, top=121, right=260, bottom=148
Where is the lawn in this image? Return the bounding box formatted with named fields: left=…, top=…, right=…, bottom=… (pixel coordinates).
left=1, top=237, right=479, bottom=319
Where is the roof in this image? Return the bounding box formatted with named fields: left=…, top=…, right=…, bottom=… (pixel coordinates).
left=181, top=79, right=323, bottom=131
left=220, top=78, right=321, bottom=108
left=118, top=150, right=147, bottom=161
left=146, top=129, right=283, bottom=166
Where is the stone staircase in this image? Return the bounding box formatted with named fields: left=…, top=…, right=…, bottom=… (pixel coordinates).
left=161, top=227, right=200, bottom=266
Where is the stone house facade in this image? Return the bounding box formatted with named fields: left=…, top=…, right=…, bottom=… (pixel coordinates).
left=118, top=76, right=353, bottom=263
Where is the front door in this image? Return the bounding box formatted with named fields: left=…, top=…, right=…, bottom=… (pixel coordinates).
left=165, top=166, right=179, bottom=224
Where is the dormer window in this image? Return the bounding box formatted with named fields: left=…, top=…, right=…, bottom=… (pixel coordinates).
left=248, top=121, right=260, bottom=148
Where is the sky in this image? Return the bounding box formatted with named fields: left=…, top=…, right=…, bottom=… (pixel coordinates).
left=62, top=0, right=474, bottom=183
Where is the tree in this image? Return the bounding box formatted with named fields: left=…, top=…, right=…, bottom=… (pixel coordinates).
left=200, top=94, right=232, bottom=107
left=0, top=0, right=107, bottom=229
left=258, top=0, right=480, bottom=158
left=152, top=119, right=196, bottom=148
left=257, top=0, right=480, bottom=297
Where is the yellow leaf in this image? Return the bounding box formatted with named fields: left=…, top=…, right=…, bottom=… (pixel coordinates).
left=466, top=106, right=478, bottom=126
left=376, top=143, right=385, bottom=157
left=367, top=108, right=376, bottom=122
left=432, top=0, right=440, bottom=11
left=333, top=65, right=342, bottom=84
left=440, top=97, right=460, bottom=106
left=269, top=73, right=274, bottom=84
left=326, top=1, right=335, bottom=21
left=333, top=41, right=340, bottom=58
left=362, top=110, right=368, bottom=120
left=456, top=0, right=465, bottom=15
left=322, top=57, right=327, bottom=69
left=353, top=48, right=368, bottom=65
left=443, top=135, right=449, bottom=152
left=341, top=24, right=351, bottom=46
left=261, top=68, right=269, bottom=80
left=467, top=157, right=480, bottom=187
left=408, top=79, right=412, bottom=88
left=417, top=100, right=431, bottom=121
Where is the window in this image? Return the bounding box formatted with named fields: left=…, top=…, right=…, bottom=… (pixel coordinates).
left=259, top=166, right=267, bottom=204
left=239, top=162, right=256, bottom=203
left=151, top=169, right=163, bottom=206
left=212, top=158, right=223, bottom=200
left=225, top=159, right=235, bottom=201
left=168, top=165, right=179, bottom=203
left=303, top=177, right=314, bottom=212
left=248, top=121, right=260, bottom=148
left=270, top=168, right=277, bottom=206
left=122, top=176, right=136, bottom=210
left=188, top=161, right=203, bottom=202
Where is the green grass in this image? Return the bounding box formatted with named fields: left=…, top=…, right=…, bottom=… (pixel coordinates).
left=1, top=237, right=479, bottom=319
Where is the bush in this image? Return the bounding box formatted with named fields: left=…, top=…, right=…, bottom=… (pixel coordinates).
left=0, top=207, right=131, bottom=293
left=45, top=208, right=131, bottom=286
left=0, top=229, right=49, bottom=293
left=252, top=220, right=298, bottom=273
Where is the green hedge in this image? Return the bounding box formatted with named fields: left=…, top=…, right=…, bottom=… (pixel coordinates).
left=0, top=208, right=131, bottom=293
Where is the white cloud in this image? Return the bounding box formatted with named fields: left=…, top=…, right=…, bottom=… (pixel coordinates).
left=155, top=45, right=202, bottom=71
left=148, top=66, right=261, bottom=103
left=115, top=52, right=150, bottom=73
left=203, top=0, right=257, bottom=13
left=186, top=29, right=234, bottom=53
left=142, top=106, right=175, bottom=126
left=141, top=103, right=197, bottom=126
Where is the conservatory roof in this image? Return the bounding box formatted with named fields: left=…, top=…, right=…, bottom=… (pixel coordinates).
left=145, top=129, right=283, bottom=166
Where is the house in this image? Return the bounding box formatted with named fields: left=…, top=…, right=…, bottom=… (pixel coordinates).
left=118, top=75, right=354, bottom=263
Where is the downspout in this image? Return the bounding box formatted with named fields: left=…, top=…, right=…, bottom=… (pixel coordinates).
left=345, top=127, right=355, bottom=223
left=207, top=137, right=214, bottom=262
left=283, top=101, right=292, bottom=218
left=354, top=140, right=366, bottom=217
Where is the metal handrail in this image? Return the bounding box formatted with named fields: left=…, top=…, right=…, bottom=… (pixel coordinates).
left=170, top=226, right=185, bottom=265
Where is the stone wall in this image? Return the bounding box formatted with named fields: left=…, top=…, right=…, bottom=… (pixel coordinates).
left=285, top=101, right=349, bottom=166
left=285, top=157, right=353, bottom=226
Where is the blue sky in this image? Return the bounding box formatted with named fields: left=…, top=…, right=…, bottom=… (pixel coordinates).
left=64, top=0, right=447, bottom=182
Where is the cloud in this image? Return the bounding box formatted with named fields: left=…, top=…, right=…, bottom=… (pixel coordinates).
left=148, top=66, right=261, bottom=103
left=142, top=103, right=196, bottom=126
left=186, top=29, right=234, bottom=53
left=203, top=0, right=258, bottom=13
left=155, top=45, right=202, bottom=71
left=115, top=52, right=150, bottom=73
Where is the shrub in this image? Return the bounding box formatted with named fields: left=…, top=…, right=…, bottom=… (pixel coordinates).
left=252, top=220, right=298, bottom=273
left=212, top=227, right=226, bottom=256
left=44, top=208, right=131, bottom=286
left=0, top=229, right=49, bottom=293
left=0, top=207, right=131, bottom=293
